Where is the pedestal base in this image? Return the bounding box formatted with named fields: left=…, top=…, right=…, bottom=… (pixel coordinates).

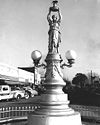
left=28, top=93, right=82, bottom=125
left=28, top=111, right=82, bottom=125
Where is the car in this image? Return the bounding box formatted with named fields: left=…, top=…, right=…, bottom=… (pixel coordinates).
left=23, top=86, right=38, bottom=99
left=0, top=85, right=25, bottom=101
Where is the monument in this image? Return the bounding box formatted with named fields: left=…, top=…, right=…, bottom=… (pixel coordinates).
left=28, top=1, right=82, bottom=125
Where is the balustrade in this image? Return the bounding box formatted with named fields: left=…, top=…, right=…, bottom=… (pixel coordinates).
left=0, top=102, right=39, bottom=123
left=0, top=102, right=99, bottom=123
left=70, top=105, right=100, bottom=122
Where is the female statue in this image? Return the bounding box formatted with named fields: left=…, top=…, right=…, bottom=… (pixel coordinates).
left=47, top=8, right=62, bottom=53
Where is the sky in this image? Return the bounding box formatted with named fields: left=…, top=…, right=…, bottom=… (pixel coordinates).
left=0, top=0, right=100, bottom=79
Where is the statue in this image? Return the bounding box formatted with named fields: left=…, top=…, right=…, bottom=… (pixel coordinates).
left=47, top=1, right=62, bottom=53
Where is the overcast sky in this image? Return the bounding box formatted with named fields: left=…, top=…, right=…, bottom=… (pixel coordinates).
left=0, top=0, right=100, bottom=79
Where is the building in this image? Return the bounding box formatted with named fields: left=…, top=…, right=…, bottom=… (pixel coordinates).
left=0, top=63, right=35, bottom=86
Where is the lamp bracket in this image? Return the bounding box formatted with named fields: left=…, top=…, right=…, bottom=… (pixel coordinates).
left=37, top=63, right=47, bottom=69
left=60, top=63, right=72, bottom=69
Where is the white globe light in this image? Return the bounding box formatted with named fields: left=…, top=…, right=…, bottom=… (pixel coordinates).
left=31, top=50, right=42, bottom=61
left=65, top=50, right=77, bottom=60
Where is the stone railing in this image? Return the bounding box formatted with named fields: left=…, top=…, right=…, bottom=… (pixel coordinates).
left=0, top=100, right=100, bottom=123
left=0, top=101, right=39, bottom=123
left=70, top=104, right=100, bottom=122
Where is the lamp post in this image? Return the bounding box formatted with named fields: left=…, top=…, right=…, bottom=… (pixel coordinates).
left=28, top=1, right=82, bottom=125
left=31, top=50, right=42, bottom=88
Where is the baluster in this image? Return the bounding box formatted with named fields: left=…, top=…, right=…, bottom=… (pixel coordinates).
left=9, top=107, right=11, bottom=118
left=21, top=106, right=22, bottom=116
left=32, top=106, right=34, bottom=111
left=1, top=107, right=4, bottom=119
left=22, top=106, right=24, bottom=116
left=25, top=106, right=27, bottom=115
left=19, top=106, right=21, bottom=116
left=12, top=106, right=15, bottom=117
left=6, top=107, right=8, bottom=118
left=10, top=107, right=13, bottom=117
left=3, top=107, right=6, bottom=118
left=15, top=106, right=18, bottom=117
left=28, top=106, right=30, bottom=113
left=0, top=108, right=2, bottom=120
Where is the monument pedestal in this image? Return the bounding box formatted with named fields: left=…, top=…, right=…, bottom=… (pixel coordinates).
left=28, top=112, right=81, bottom=125
left=28, top=93, right=82, bottom=125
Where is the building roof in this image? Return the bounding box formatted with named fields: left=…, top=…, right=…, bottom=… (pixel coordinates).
left=18, top=67, right=35, bottom=73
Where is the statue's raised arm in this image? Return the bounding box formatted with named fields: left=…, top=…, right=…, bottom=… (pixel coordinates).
left=47, top=8, right=52, bottom=24
left=57, top=9, right=62, bottom=24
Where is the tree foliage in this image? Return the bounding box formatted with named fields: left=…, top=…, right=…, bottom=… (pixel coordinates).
left=63, top=78, right=72, bottom=93
left=72, top=73, right=89, bottom=88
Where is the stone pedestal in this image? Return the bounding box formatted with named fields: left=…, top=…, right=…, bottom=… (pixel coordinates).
left=28, top=93, right=82, bottom=125
left=28, top=112, right=81, bottom=125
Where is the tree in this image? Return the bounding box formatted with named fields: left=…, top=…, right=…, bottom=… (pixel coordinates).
left=72, top=73, right=89, bottom=88
left=63, top=78, right=72, bottom=93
